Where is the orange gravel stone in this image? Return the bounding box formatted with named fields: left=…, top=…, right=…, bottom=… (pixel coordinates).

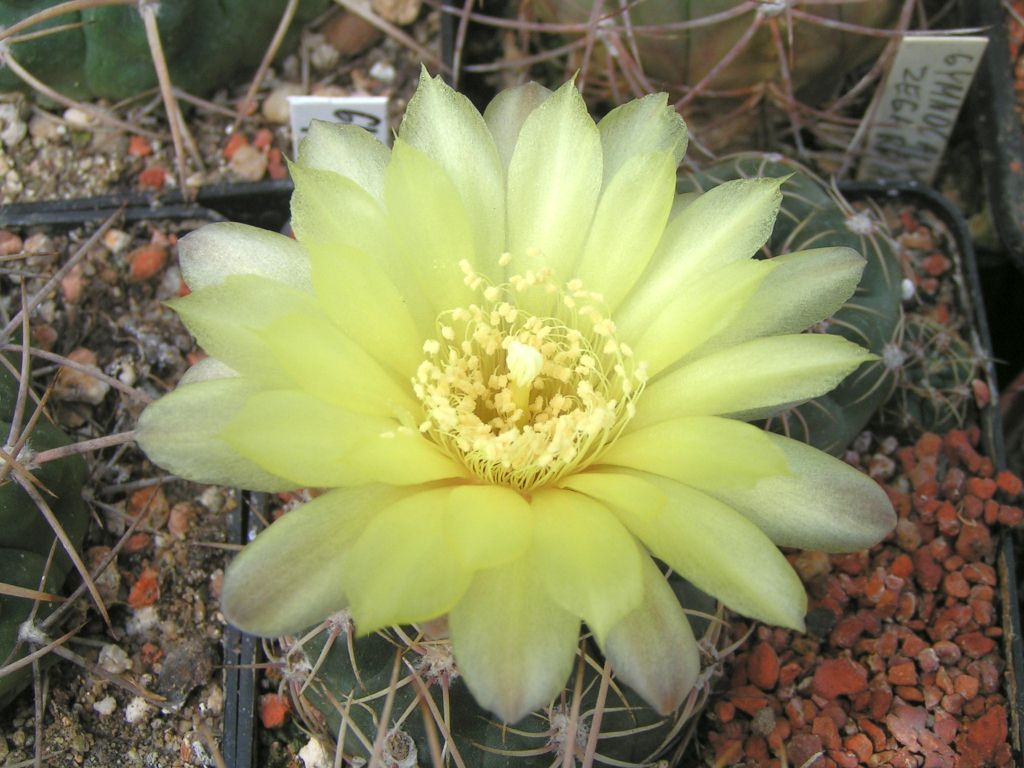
left=122, top=532, right=151, bottom=554
left=996, top=470, right=1022, bottom=497
left=127, top=244, right=168, bottom=282
left=957, top=705, right=1007, bottom=766
left=915, top=432, right=943, bottom=458
left=259, top=693, right=290, bottom=729
left=812, top=658, right=868, bottom=700
left=128, top=135, right=152, bottom=157
left=138, top=165, right=166, bottom=189
left=966, top=477, right=997, bottom=499
left=267, top=147, right=288, bottom=180
left=224, top=131, right=249, bottom=160
left=127, top=566, right=160, bottom=608
left=887, top=660, right=917, bottom=686
left=714, top=700, right=735, bottom=724
left=922, top=253, right=951, bottom=276
left=253, top=128, right=274, bottom=150
left=845, top=732, right=873, bottom=762
left=748, top=642, right=780, bottom=691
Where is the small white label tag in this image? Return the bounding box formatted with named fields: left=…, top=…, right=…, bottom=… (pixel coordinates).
left=287, top=95, right=390, bottom=157
left=858, top=35, right=988, bottom=183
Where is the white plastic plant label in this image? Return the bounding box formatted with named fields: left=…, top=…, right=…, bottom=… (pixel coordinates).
left=287, top=95, right=390, bottom=157
left=858, top=35, right=988, bottom=184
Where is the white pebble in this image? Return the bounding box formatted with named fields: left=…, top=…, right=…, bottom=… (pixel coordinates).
left=369, top=61, right=396, bottom=83
left=229, top=144, right=268, bottom=182
left=900, top=278, right=915, bottom=301
left=203, top=685, right=224, bottom=716
left=126, top=605, right=160, bottom=635
left=102, top=228, right=132, bottom=254
left=98, top=644, right=131, bottom=674
left=92, top=696, right=117, bottom=717
left=28, top=114, right=63, bottom=142
left=62, top=107, right=98, bottom=130
left=124, top=696, right=150, bottom=724
left=1, top=119, right=26, bottom=148
left=310, top=39, right=340, bottom=72
left=298, top=737, right=330, bottom=768
left=262, top=84, right=304, bottom=125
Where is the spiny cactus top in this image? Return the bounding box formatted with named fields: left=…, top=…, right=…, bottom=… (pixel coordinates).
left=136, top=70, right=895, bottom=723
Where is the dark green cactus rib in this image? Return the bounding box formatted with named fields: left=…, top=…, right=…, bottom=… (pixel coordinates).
left=0, top=0, right=331, bottom=101
left=0, top=358, right=89, bottom=710
left=677, top=153, right=904, bottom=455
left=880, top=314, right=978, bottom=436
left=287, top=581, right=719, bottom=767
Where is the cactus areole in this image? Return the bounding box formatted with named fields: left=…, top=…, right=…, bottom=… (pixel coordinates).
left=136, top=70, right=895, bottom=723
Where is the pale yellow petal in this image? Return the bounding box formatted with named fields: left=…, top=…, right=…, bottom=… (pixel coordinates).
left=169, top=274, right=319, bottom=387
left=136, top=376, right=293, bottom=492
left=291, top=160, right=435, bottom=333
left=257, top=311, right=418, bottom=418
left=298, top=120, right=389, bottom=200
left=307, top=240, right=423, bottom=378
left=450, top=553, right=579, bottom=723
left=399, top=69, right=506, bottom=262
left=708, top=432, right=896, bottom=552
left=705, top=247, right=866, bottom=351
left=177, top=356, right=236, bottom=386
left=483, top=81, right=552, bottom=173
left=178, top=222, right=311, bottom=293
left=221, top=486, right=405, bottom=636
left=616, top=177, right=784, bottom=338
left=632, top=334, right=875, bottom=429
left=507, top=80, right=602, bottom=291
left=602, top=556, right=700, bottom=715
left=290, top=162, right=392, bottom=257
left=603, top=416, right=789, bottom=488
left=221, top=389, right=464, bottom=488
left=346, top=488, right=472, bottom=633
left=384, top=138, right=478, bottom=311
left=572, top=471, right=807, bottom=631
left=531, top=488, right=643, bottom=641
left=446, top=485, right=533, bottom=570
left=576, top=150, right=676, bottom=311
left=597, top=92, right=687, bottom=186
left=630, top=259, right=775, bottom=377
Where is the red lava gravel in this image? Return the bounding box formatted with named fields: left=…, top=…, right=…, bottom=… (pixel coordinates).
left=704, top=428, right=1023, bottom=767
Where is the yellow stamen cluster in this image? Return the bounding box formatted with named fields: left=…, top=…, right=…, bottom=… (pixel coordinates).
left=412, top=256, right=647, bottom=492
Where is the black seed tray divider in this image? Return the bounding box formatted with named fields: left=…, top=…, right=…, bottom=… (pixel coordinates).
left=223, top=491, right=266, bottom=768
left=0, top=180, right=293, bottom=231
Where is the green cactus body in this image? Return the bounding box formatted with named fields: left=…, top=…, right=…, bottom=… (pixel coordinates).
left=0, top=0, right=331, bottom=100
left=0, top=361, right=89, bottom=709
left=286, top=580, right=721, bottom=766
left=0, top=549, right=63, bottom=710
left=533, top=1, right=900, bottom=102
left=880, top=315, right=978, bottom=435
left=677, top=153, right=903, bottom=454
left=508, top=1, right=907, bottom=152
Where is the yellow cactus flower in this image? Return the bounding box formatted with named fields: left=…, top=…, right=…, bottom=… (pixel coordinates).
left=136, top=71, right=895, bottom=723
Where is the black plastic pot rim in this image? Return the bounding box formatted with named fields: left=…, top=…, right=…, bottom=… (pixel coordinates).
left=970, top=0, right=1024, bottom=273
left=0, top=179, right=293, bottom=229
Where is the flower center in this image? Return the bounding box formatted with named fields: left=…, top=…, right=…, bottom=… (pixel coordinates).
left=413, top=256, right=646, bottom=492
